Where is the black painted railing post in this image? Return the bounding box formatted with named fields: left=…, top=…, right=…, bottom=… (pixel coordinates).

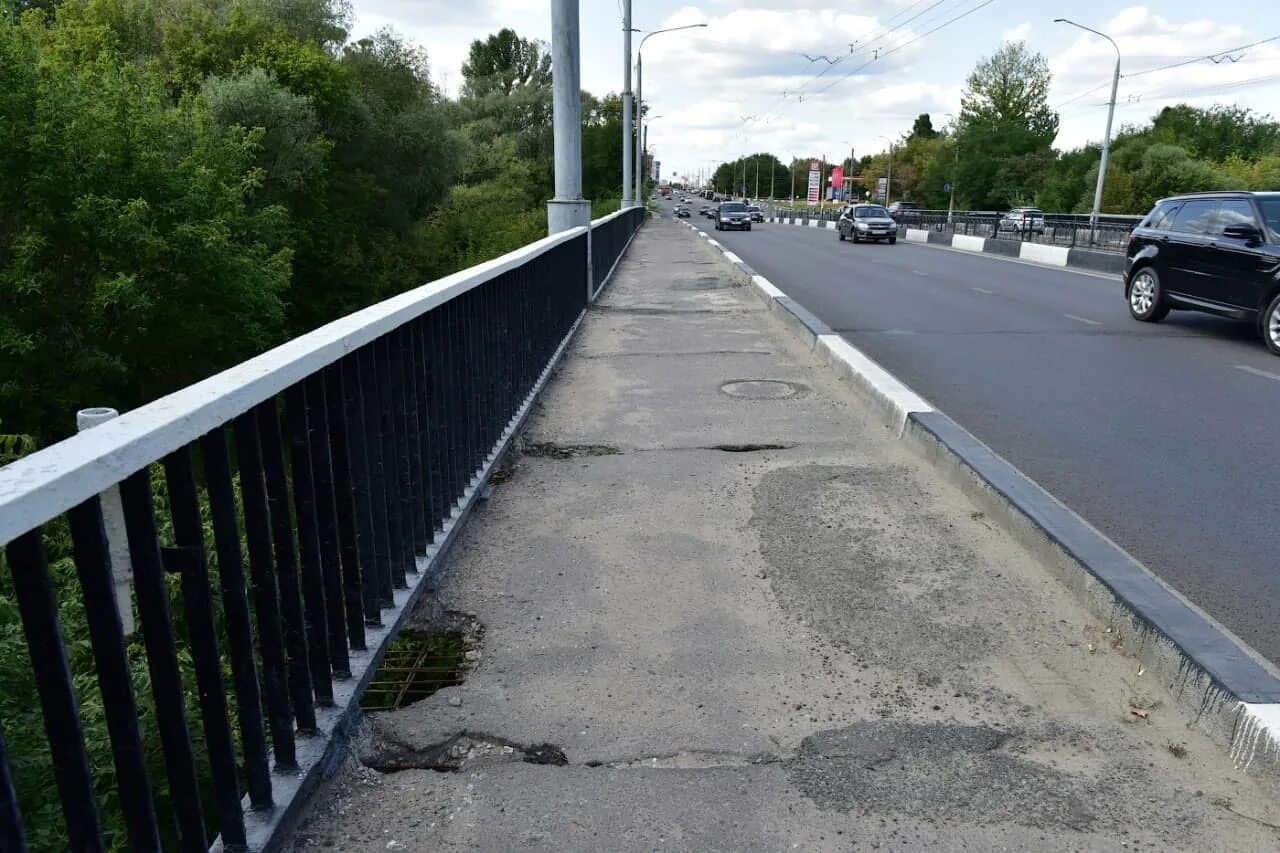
left=362, top=343, right=396, bottom=605
left=303, top=375, right=353, bottom=677
left=375, top=335, right=409, bottom=591
left=406, top=322, right=432, bottom=550
left=232, top=412, right=299, bottom=769
left=4, top=530, right=106, bottom=852
left=118, top=469, right=209, bottom=851
left=323, top=363, right=369, bottom=648
left=162, top=447, right=248, bottom=850
left=343, top=353, right=385, bottom=624
left=200, top=427, right=274, bottom=809
left=66, top=498, right=163, bottom=850
left=390, top=328, right=419, bottom=569
left=283, top=384, right=336, bottom=706
left=0, top=720, right=26, bottom=853
left=255, top=401, right=319, bottom=731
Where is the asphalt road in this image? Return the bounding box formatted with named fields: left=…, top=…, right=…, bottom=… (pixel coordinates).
left=680, top=206, right=1280, bottom=668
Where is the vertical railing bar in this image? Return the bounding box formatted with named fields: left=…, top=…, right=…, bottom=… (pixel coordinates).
left=303, top=374, right=353, bottom=676
left=4, top=529, right=107, bottom=853
left=66, top=498, right=163, bottom=850
left=389, top=327, right=419, bottom=568
left=162, top=447, right=247, bottom=850
left=323, top=363, right=369, bottom=648
left=403, top=323, right=429, bottom=555
left=357, top=345, right=394, bottom=608
left=255, top=400, right=319, bottom=731
left=343, top=353, right=384, bottom=624
left=409, top=318, right=433, bottom=540
left=200, top=427, right=274, bottom=808
left=231, top=411, right=299, bottom=768
left=375, top=335, right=408, bottom=590
left=426, top=309, right=449, bottom=530
left=0, top=720, right=27, bottom=853
left=282, top=383, right=335, bottom=706
left=118, top=470, right=209, bottom=851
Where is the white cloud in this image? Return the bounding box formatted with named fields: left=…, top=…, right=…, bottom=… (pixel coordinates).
left=1048, top=8, right=1280, bottom=149
left=1002, top=22, right=1032, bottom=44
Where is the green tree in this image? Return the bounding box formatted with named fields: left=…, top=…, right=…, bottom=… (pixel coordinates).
left=910, top=112, right=937, bottom=139
left=460, top=27, right=551, bottom=99
left=955, top=41, right=1059, bottom=208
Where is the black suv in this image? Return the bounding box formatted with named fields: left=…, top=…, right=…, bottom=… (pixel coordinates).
left=1125, top=191, right=1280, bottom=354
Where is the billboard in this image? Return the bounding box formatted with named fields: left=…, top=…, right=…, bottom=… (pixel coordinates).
left=876, top=176, right=888, bottom=201
left=830, top=165, right=845, bottom=201
left=806, top=160, right=821, bottom=206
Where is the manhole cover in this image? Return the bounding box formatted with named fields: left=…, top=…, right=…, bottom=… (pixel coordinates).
left=720, top=379, right=807, bottom=400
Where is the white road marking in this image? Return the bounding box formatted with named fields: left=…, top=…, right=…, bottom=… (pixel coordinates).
left=971, top=286, right=994, bottom=295
left=912, top=270, right=928, bottom=277
left=1235, top=364, right=1280, bottom=383
left=1064, top=313, right=1102, bottom=326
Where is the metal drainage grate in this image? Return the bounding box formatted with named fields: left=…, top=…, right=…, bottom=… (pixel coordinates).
left=361, top=632, right=469, bottom=711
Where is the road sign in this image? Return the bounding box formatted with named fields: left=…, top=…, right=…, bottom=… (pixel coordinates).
left=944, top=183, right=953, bottom=192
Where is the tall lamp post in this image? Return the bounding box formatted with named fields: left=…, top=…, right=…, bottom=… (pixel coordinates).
left=945, top=112, right=958, bottom=225
left=1056, top=18, right=1120, bottom=244
left=878, top=135, right=894, bottom=206
left=642, top=115, right=662, bottom=188
left=621, top=0, right=633, bottom=206
left=635, top=23, right=708, bottom=202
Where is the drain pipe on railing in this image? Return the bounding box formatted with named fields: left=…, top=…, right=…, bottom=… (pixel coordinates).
left=75, top=407, right=135, bottom=634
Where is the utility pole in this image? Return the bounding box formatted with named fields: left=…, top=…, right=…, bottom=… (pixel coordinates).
left=1056, top=19, right=1120, bottom=245
left=790, top=158, right=796, bottom=203
left=621, top=0, right=633, bottom=207
left=754, top=154, right=760, bottom=200
left=547, top=0, right=590, bottom=236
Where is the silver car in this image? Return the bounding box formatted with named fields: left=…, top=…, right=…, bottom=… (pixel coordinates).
left=837, top=204, right=899, bottom=244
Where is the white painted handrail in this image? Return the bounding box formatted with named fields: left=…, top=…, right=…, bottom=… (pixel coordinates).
left=0, top=226, right=588, bottom=546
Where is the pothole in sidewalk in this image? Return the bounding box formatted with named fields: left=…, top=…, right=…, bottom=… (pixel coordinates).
left=521, top=441, right=621, bottom=459
left=361, top=626, right=479, bottom=712
left=711, top=443, right=793, bottom=453
left=720, top=379, right=808, bottom=400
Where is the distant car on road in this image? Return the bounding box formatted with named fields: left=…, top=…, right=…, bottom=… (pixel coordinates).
left=997, top=207, right=1046, bottom=235
left=837, top=204, right=898, bottom=244
left=674, top=205, right=691, bottom=218
left=716, top=202, right=752, bottom=231
left=747, top=205, right=764, bottom=222
left=887, top=201, right=922, bottom=224
left=1125, top=190, right=1280, bottom=355
left=699, top=205, right=713, bottom=218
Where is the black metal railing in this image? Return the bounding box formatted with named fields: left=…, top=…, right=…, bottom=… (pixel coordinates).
left=911, top=210, right=1139, bottom=252
left=0, top=217, right=642, bottom=851
left=591, top=206, right=646, bottom=295
left=767, top=206, right=1141, bottom=251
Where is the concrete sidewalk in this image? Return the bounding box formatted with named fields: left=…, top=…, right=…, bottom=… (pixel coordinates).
left=290, top=217, right=1279, bottom=851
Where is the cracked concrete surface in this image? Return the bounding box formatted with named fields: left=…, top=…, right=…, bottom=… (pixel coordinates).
left=287, top=218, right=1280, bottom=852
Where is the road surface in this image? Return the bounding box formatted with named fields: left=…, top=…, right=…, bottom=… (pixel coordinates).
left=698, top=213, right=1280, bottom=667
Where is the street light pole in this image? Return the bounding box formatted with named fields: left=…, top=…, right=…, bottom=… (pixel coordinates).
left=621, top=0, right=633, bottom=207
left=635, top=23, right=708, bottom=203
left=1056, top=18, right=1120, bottom=244
left=879, top=136, right=893, bottom=206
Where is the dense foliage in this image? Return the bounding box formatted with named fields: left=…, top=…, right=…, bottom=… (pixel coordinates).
left=713, top=42, right=1280, bottom=216
left=0, top=3, right=632, bottom=849
left=0, top=6, right=629, bottom=447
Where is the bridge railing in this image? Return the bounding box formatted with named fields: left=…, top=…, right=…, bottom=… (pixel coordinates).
left=765, top=205, right=1141, bottom=252
left=591, top=206, right=646, bottom=296
left=0, top=210, right=641, bottom=852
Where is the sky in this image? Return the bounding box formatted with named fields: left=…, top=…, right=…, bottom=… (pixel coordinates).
left=349, top=1, right=1280, bottom=186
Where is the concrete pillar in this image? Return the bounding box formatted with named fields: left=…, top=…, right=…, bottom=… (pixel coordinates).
left=76, top=407, right=134, bottom=634
left=621, top=0, right=634, bottom=207
left=547, top=0, right=591, bottom=235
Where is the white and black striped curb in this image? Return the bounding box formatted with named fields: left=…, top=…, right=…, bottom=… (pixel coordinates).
left=764, top=215, right=1125, bottom=276
left=677, top=216, right=1280, bottom=785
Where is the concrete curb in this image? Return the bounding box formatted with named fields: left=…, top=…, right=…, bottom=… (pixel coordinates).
left=767, top=215, right=1126, bottom=276
left=687, top=216, right=1280, bottom=786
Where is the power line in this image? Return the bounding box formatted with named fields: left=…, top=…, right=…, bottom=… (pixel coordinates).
left=811, top=0, right=1000, bottom=96
left=1122, top=34, right=1280, bottom=79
